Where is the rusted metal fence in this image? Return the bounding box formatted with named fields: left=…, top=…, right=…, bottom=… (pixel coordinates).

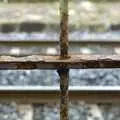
left=1, top=0, right=120, bottom=120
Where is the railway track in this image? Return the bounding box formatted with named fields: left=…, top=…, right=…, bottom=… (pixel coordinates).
left=0, top=86, right=120, bottom=103
left=0, top=39, right=119, bottom=55
left=0, top=39, right=120, bottom=104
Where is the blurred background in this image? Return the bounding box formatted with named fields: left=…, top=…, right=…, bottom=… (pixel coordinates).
left=0, top=0, right=120, bottom=120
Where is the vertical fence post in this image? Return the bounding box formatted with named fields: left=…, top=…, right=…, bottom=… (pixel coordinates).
left=58, top=0, right=69, bottom=120
left=60, top=0, right=69, bottom=58
left=58, top=69, right=69, bottom=120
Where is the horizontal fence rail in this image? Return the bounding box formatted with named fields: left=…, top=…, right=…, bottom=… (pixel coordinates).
left=0, top=54, right=120, bottom=69
left=0, top=86, right=120, bottom=103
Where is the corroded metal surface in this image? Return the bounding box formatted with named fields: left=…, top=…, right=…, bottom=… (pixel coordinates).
left=60, top=0, right=69, bottom=58
left=0, top=55, right=120, bottom=69
left=58, top=69, right=69, bottom=120
left=59, top=0, right=69, bottom=119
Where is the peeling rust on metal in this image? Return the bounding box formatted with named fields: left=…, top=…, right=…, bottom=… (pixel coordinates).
left=57, top=68, right=69, bottom=120
left=60, top=0, right=69, bottom=59
left=0, top=55, right=120, bottom=69
left=59, top=0, right=69, bottom=119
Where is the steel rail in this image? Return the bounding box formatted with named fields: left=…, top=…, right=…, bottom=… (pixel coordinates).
left=0, top=40, right=120, bottom=46
left=1, top=39, right=120, bottom=43
left=0, top=86, right=120, bottom=103
left=0, top=40, right=119, bottom=56
left=1, top=86, right=120, bottom=92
